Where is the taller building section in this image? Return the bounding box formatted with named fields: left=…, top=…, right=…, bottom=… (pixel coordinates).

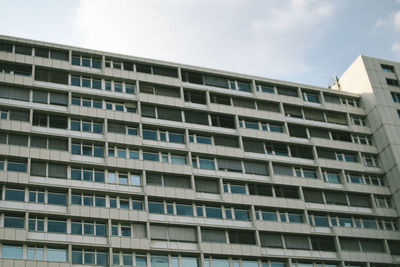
left=338, top=55, right=400, bottom=215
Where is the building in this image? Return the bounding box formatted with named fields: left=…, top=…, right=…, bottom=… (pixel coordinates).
left=0, top=34, right=399, bottom=267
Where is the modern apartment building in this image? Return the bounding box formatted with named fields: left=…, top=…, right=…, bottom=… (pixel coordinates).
left=0, top=35, right=399, bottom=267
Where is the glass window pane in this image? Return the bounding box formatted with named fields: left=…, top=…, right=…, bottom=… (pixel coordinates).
left=151, top=256, right=169, bottom=267
left=143, top=152, right=159, bottom=161
left=149, top=202, right=164, bottom=214
left=95, top=171, right=105, bottom=182
left=96, top=224, right=106, bottom=236
left=72, top=250, right=83, bottom=264
left=48, top=192, right=67, bottom=205
left=2, top=245, right=23, bottom=259
left=120, top=200, right=129, bottom=209
left=182, top=257, right=198, bottom=267
left=5, top=189, right=25, bottom=201
left=4, top=216, right=24, bottom=228
left=132, top=200, right=143, bottom=210
left=143, top=129, right=158, bottom=140
left=130, top=175, right=141, bottom=186
left=7, top=161, right=27, bottom=172
left=199, top=158, right=215, bottom=170
left=123, top=255, right=133, bottom=265
left=136, top=256, right=147, bottom=266
left=84, top=251, right=95, bottom=264
left=84, top=223, right=94, bottom=235
left=95, top=197, right=106, bottom=207
left=71, top=222, right=82, bottom=235
left=206, top=207, right=222, bottom=218
left=47, top=220, right=67, bottom=233
left=71, top=168, right=82, bottom=180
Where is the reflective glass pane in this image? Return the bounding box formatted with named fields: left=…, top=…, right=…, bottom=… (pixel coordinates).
left=2, top=245, right=23, bottom=259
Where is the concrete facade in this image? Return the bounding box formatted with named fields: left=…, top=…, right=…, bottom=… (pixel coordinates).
left=0, top=35, right=399, bottom=267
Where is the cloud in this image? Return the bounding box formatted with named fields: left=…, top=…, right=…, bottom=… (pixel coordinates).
left=394, top=11, right=400, bottom=31
left=392, top=42, right=400, bottom=58
left=375, top=10, right=400, bottom=59
left=375, top=10, right=400, bottom=31
left=73, top=0, right=335, bottom=79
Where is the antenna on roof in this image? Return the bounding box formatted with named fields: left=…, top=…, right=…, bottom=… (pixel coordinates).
left=335, top=75, right=341, bottom=90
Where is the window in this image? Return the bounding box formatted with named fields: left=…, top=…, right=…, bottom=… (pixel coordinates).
left=71, top=120, right=103, bottom=133
left=7, top=159, right=27, bottom=172
left=47, top=219, right=67, bottom=233
left=311, top=236, right=336, bottom=251
left=363, top=154, right=378, bottom=167
left=0, top=84, right=29, bottom=101
left=277, top=86, right=298, bottom=97
left=302, top=91, right=320, bottom=103
left=285, top=235, right=310, bottom=250
left=72, top=54, right=102, bottom=69
left=386, top=78, right=399, bottom=86
left=303, top=189, right=324, bottom=203
left=266, top=142, right=289, bottom=156
left=48, top=192, right=67, bottom=205
left=71, top=168, right=105, bottom=183
left=335, top=151, right=357, bottom=162
left=260, top=232, right=283, bottom=248
left=257, top=83, right=275, bottom=93
left=147, top=173, right=191, bottom=189
left=288, top=125, right=308, bottom=138
left=140, top=83, right=180, bottom=97
left=8, top=109, right=30, bottom=122
left=72, top=249, right=108, bottom=265
left=351, top=116, right=366, bottom=126
left=228, top=230, right=256, bottom=244
left=244, top=161, right=268, bottom=175
left=27, top=246, right=44, bottom=261
left=15, top=44, right=32, bottom=55
left=72, top=142, right=104, bottom=157
left=149, top=202, right=164, bottom=214
left=323, top=170, right=341, bottom=184
left=195, top=178, right=219, bottom=194
left=381, top=64, right=395, bottom=73
left=224, top=183, right=246, bottom=194
left=4, top=215, right=24, bottom=228
left=184, top=90, right=206, bottom=104
left=296, top=168, right=317, bottom=179
left=35, top=67, right=68, bottom=84
left=211, top=114, right=235, bottom=128
left=49, top=92, right=68, bottom=106
left=248, top=183, right=272, bottom=196
left=205, top=236, right=230, bottom=250
left=260, top=211, right=278, bottom=221
left=326, top=112, right=347, bottom=125
left=206, top=206, right=222, bottom=219
left=311, top=215, right=329, bottom=227
left=391, top=91, right=400, bottom=103
left=150, top=225, right=197, bottom=242
left=195, top=157, right=215, bottom=170
left=217, top=158, right=242, bottom=172
left=0, top=41, right=13, bottom=52
left=325, top=191, right=347, bottom=205
left=2, top=245, right=23, bottom=259
left=143, top=151, right=159, bottom=161
left=273, top=164, right=293, bottom=176
left=71, top=221, right=106, bottom=236
left=29, top=190, right=45, bottom=204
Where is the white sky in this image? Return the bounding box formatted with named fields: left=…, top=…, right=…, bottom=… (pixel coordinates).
left=1, top=0, right=400, bottom=87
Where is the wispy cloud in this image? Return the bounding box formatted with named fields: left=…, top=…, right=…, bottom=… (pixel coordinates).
left=375, top=10, right=400, bottom=30
left=394, top=11, right=400, bottom=31
left=392, top=42, right=400, bottom=58
left=375, top=9, right=400, bottom=58
left=73, top=0, right=335, bottom=78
